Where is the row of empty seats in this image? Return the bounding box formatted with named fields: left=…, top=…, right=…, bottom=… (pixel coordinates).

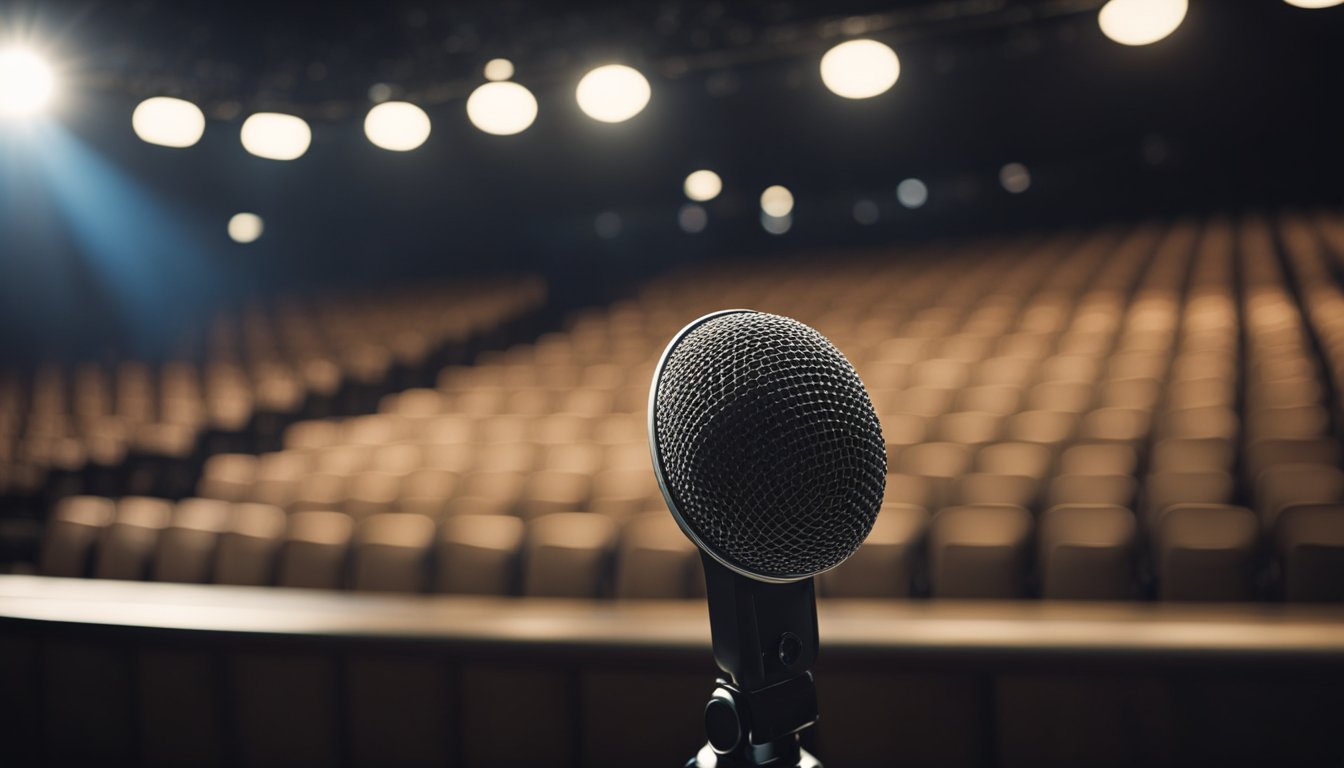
left=32, top=214, right=1344, bottom=601
left=43, top=491, right=1344, bottom=602
left=0, top=277, right=545, bottom=505
left=44, top=495, right=698, bottom=598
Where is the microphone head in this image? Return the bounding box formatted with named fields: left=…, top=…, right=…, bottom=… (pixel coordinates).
left=649, top=309, right=887, bottom=583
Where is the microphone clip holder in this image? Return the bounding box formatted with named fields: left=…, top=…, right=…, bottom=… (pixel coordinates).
left=687, top=554, right=824, bottom=768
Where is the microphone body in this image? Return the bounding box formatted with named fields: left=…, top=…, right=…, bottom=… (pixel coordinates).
left=650, top=310, right=886, bottom=768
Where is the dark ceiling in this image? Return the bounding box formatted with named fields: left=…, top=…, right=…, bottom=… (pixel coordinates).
left=1, top=0, right=1342, bottom=359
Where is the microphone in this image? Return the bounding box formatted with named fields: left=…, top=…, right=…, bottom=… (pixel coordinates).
left=649, top=309, right=886, bottom=768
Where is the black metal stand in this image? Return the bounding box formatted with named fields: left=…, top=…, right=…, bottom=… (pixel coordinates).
left=685, top=554, right=824, bottom=768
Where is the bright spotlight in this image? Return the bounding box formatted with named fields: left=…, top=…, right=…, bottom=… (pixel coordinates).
left=1098, top=0, right=1188, bottom=46
left=466, top=82, right=538, bottom=136
left=228, top=213, right=264, bottom=244
left=760, top=185, right=794, bottom=217
left=896, top=178, right=928, bottom=209
left=364, top=101, right=431, bottom=151
left=0, top=48, right=55, bottom=118
left=1000, top=163, right=1032, bottom=194
left=575, top=64, right=651, bottom=123
left=484, top=58, right=515, bottom=81
left=132, top=97, right=205, bottom=148
left=1283, top=0, right=1343, bottom=6
left=240, top=113, right=311, bottom=160
left=820, top=40, right=900, bottom=99
left=683, top=170, right=722, bottom=202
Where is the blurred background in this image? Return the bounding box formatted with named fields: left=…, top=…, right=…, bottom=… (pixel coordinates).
left=2, top=0, right=1341, bottom=360
left=3, top=1, right=1344, bottom=767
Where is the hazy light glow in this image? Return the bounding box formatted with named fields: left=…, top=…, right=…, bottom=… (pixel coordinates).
left=683, top=170, right=722, bottom=202
left=897, top=178, right=928, bottom=209
left=595, top=211, right=622, bottom=239
left=484, top=58, right=515, bottom=81
left=762, top=212, right=792, bottom=235
left=853, top=199, right=879, bottom=225
left=132, top=97, right=205, bottom=148
left=240, top=113, right=311, bottom=160
left=575, top=65, right=651, bottom=123
left=1000, top=163, right=1032, bottom=194
left=1098, top=0, right=1188, bottom=46
left=364, top=101, right=431, bottom=151
left=1283, top=0, right=1344, bottom=7
left=228, top=213, right=264, bottom=244
left=760, top=185, right=794, bottom=217
left=678, top=204, right=708, bottom=233
left=466, top=82, right=538, bottom=136
left=0, top=48, right=55, bottom=118
left=819, top=39, right=900, bottom=99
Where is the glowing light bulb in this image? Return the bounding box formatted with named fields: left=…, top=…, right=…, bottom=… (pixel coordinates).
left=132, top=97, right=206, bottom=147
left=466, top=82, right=538, bottom=136
left=364, top=101, right=431, bottom=151
left=820, top=40, right=900, bottom=99
left=1098, top=0, right=1188, bottom=46
left=576, top=65, right=651, bottom=123
left=240, top=113, right=311, bottom=160
left=0, top=48, right=55, bottom=118
left=683, top=170, right=723, bottom=202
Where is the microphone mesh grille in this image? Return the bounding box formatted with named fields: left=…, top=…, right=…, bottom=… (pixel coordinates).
left=652, top=311, right=886, bottom=580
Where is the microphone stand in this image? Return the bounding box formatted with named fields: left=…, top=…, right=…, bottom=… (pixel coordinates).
left=686, top=553, right=823, bottom=768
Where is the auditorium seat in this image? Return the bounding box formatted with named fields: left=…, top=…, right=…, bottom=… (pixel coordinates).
left=1149, top=437, right=1235, bottom=473
left=351, top=513, right=435, bottom=592
left=1058, top=443, right=1138, bottom=476
left=521, top=513, right=619, bottom=598
left=435, top=514, right=524, bottom=595
left=1142, top=471, right=1236, bottom=527
left=1254, top=464, right=1344, bottom=529
left=954, top=385, right=1020, bottom=416
left=94, top=497, right=173, bottom=580
left=1025, top=381, right=1093, bottom=414
left=953, top=473, right=1037, bottom=509
left=397, top=468, right=459, bottom=517
left=1045, top=474, right=1137, bottom=509
left=197, top=453, right=257, bottom=502
left=1077, top=407, right=1151, bottom=446
left=927, top=504, right=1032, bottom=599
left=613, top=513, right=697, bottom=599
left=897, top=442, right=973, bottom=509
left=821, top=503, right=928, bottom=598
left=884, top=473, right=937, bottom=511
left=290, top=472, right=348, bottom=514
left=153, top=498, right=229, bottom=583
left=457, top=470, right=526, bottom=510
left=1004, top=410, right=1077, bottom=449
left=935, top=411, right=1003, bottom=447
left=518, top=470, right=591, bottom=519
left=277, top=511, right=354, bottom=589
left=975, top=442, right=1052, bottom=481
left=344, top=471, right=403, bottom=519
left=880, top=413, right=928, bottom=466
left=1274, top=504, right=1344, bottom=602
left=213, top=503, right=286, bottom=586
left=1245, top=438, right=1343, bottom=483
left=41, top=496, right=115, bottom=577
left=1038, top=504, right=1136, bottom=600
left=1154, top=504, right=1259, bottom=601
left=1158, top=406, right=1239, bottom=442
left=1246, top=404, right=1330, bottom=442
